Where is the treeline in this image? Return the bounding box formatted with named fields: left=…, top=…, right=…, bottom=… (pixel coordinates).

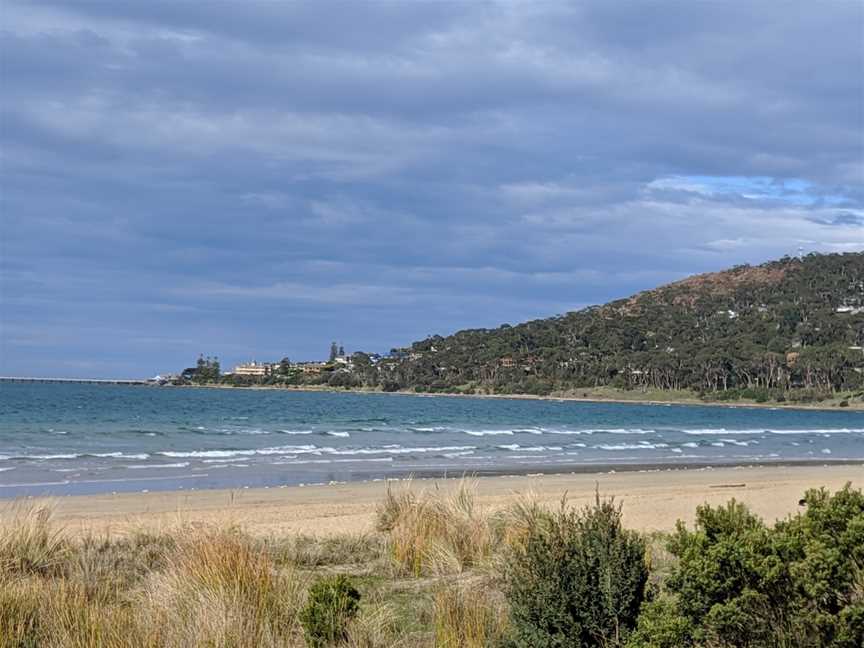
left=382, top=252, right=864, bottom=400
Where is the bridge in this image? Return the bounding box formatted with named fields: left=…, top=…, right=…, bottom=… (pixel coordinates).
left=0, top=376, right=150, bottom=385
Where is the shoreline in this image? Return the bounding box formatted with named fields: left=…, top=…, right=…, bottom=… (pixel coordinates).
left=5, top=458, right=863, bottom=500
left=171, top=382, right=864, bottom=413
left=34, top=462, right=863, bottom=538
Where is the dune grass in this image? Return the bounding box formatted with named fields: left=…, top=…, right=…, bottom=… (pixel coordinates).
left=16, top=480, right=861, bottom=647
left=432, top=580, right=509, bottom=648
left=376, top=478, right=495, bottom=577
left=0, top=482, right=592, bottom=646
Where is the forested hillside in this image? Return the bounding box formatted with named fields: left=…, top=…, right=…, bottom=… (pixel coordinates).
left=379, top=253, right=864, bottom=402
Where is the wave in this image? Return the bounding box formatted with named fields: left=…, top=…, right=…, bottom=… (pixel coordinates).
left=465, top=429, right=514, bottom=436
left=324, top=431, right=351, bottom=438
left=326, top=445, right=476, bottom=456
left=280, top=429, right=315, bottom=435
left=593, top=443, right=668, bottom=451
left=684, top=428, right=864, bottom=435
left=1, top=451, right=152, bottom=461
left=92, top=452, right=150, bottom=460
left=157, top=444, right=477, bottom=459
left=498, top=444, right=563, bottom=452
left=192, top=427, right=271, bottom=435
left=126, top=462, right=190, bottom=469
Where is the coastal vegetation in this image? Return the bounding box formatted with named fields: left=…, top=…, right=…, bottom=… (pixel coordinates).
left=2, top=481, right=862, bottom=647
left=179, top=253, right=864, bottom=408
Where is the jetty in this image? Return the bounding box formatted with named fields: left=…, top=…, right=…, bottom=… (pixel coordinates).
left=0, top=377, right=149, bottom=385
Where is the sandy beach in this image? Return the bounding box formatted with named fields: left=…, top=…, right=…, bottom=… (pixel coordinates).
left=37, top=463, right=862, bottom=538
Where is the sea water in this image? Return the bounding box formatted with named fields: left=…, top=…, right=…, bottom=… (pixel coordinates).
left=0, top=383, right=862, bottom=496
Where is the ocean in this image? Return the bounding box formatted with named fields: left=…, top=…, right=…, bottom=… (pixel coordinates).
left=0, top=383, right=862, bottom=496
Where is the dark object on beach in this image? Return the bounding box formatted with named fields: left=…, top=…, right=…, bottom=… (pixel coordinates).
left=799, top=498, right=807, bottom=506
left=709, top=483, right=747, bottom=489
left=300, top=574, right=361, bottom=647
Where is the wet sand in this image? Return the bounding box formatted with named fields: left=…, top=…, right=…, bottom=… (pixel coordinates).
left=29, top=463, right=862, bottom=538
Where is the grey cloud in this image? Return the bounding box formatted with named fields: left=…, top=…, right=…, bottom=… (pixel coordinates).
left=1, top=0, right=861, bottom=376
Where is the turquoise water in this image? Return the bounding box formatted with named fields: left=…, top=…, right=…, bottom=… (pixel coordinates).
left=0, top=383, right=862, bottom=496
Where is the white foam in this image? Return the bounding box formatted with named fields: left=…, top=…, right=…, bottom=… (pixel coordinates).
left=498, top=444, right=563, bottom=452
left=326, top=445, right=476, bottom=456
left=465, top=429, right=514, bottom=436
left=594, top=443, right=663, bottom=451
left=325, top=431, right=351, bottom=438
left=126, top=462, right=190, bottom=469
left=719, top=439, right=755, bottom=447
left=685, top=428, right=864, bottom=435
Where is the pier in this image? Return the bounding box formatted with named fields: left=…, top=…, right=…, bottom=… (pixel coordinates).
left=0, top=377, right=149, bottom=385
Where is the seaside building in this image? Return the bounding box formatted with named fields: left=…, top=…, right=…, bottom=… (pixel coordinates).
left=232, top=361, right=272, bottom=377
left=295, top=362, right=326, bottom=375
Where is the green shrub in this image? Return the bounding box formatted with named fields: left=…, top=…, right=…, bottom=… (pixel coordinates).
left=626, top=595, right=692, bottom=648
left=635, top=485, right=864, bottom=648
left=300, top=574, right=361, bottom=647
left=503, top=494, right=648, bottom=647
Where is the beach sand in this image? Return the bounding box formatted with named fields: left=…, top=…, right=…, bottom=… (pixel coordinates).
left=33, top=463, right=862, bottom=538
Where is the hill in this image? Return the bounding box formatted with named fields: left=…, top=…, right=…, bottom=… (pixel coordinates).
left=379, top=252, right=864, bottom=404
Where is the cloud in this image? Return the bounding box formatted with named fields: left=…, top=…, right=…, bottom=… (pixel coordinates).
left=1, top=0, right=862, bottom=376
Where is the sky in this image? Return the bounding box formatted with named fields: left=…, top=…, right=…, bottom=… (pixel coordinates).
left=1, top=1, right=863, bottom=378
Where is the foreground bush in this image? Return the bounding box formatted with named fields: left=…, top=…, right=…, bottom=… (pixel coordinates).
left=630, top=483, right=864, bottom=647
left=503, top=495, right=648, bottom=647
left=300, top=574, right=361, bottom=647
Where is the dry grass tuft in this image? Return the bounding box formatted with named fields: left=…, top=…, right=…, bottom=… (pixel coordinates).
left=138, top=528, right=305, bottom=647
left=489, top=490, right=552, bottom=553
left=375, top=479, right=419, bottom=533
left=382, top=479, right=493, bottom=577
left=432, top=580, right=509, bottom=648
left=343, top=602, right=406, bottom=648
left=0, top=502, right=68, bottom=579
